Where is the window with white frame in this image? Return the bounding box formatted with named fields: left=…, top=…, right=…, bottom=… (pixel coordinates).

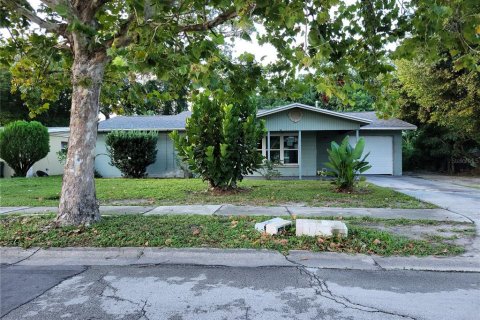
left=259, top=134, right=299, bottom=165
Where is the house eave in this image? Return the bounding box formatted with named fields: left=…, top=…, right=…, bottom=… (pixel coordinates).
left=257, top=103, right=372, bottom=124
left=359, top=126, right=417, bottom=131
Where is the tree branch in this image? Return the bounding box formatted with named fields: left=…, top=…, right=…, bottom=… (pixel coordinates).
left=180, top=7, right=240, bottom=32
left=1, top=0, right=66, bottom=35
left=104, top=15, right=135, bottom=48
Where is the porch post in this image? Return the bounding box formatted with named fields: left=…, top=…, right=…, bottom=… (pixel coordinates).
left=298, top=130, right=302, bottom=179
left=356, top=129, right=359, bottom=142
left=267, top=131, right=271, bottom=160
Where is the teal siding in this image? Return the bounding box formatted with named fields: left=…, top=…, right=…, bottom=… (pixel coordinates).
left=316, top=132, right=345, bottom=171
left=95, top=132, right=183, bottom=178
left=261, top=108, right=362, bottom=131
left=301, top=131, right=317, bottom=176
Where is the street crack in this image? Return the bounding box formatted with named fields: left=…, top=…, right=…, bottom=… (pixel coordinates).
left=284, top=254, right=418, bottom=320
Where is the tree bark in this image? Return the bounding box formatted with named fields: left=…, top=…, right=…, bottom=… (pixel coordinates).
left=56, top=52, right=106, bottom=226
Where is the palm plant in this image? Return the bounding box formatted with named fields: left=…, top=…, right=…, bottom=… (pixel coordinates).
left=325, top=136, right=372, bottom=192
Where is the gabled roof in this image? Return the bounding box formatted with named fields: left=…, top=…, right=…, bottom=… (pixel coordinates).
left=97, top=104, right=416, bottom=131
left=256, top=103, right=372, bottom=124
left=341, top=111, right=417, bottom=130
left=98, top=111, right=191, bottom=132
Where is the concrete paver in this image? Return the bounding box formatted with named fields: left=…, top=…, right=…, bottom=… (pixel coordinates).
left=144, top=204, right=222, bottom=215
left=0, top=207, right=29, bottom=214
left=100, top=206, right=154, bottom=215
left=216, top=204, right=290, bottom=216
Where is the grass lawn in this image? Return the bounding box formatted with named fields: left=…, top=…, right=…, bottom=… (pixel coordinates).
left=0, top=214, right=463, bottom=256
left=0, top=176, right=434, bottom=208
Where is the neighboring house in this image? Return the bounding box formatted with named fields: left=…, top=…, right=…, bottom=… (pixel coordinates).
left=0, top=127, right=69, bottom=178
left=96, top=103, right=416, bottom=178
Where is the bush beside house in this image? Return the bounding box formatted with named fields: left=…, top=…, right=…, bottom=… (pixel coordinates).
left=106, top=131, right=158, bottom=178
left=0, top=120, right=50, bottom=177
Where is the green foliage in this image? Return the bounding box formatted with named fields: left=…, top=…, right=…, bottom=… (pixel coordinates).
left=325, top=137, right=371, bottom=192
left=0, top=68, right=70, bottom=126
left=391, top=58, right=480, bottom=173
left=0, top=120, right=49, bottom=177
left=257, top=159, right=282, bottom=180
left=56, top=147, right=68, bottom=165
left=105, top=131, right=158, bottom=178
left=255, top=78, right=375, bottom=112
left=171, top=93, right=265, bottom=190
left=0, top=0, right=414, bottom=122
left=395, top=59, right=480, bottom=141
left=394, top=0, right=479, bottom=73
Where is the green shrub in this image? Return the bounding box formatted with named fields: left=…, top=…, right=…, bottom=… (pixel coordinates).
left=257, top=159, right=282, bottom=180
left=56, top=147, right=68, bottom=165
left=105, top=131, right=158, bottom=178
left=171, top=93, right=265, bottom=190
left=0, top=120, right=49, bottom=177
left=325, top=136, right=371, bottom=192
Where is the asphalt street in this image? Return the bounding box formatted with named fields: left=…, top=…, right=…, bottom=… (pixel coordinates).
left=1, top=264, right=479, bottom=320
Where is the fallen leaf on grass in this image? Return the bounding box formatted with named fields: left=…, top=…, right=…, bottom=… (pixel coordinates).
left=274, top=239, right=288, bottom=246
left=373, top=239, right=381, bottom=245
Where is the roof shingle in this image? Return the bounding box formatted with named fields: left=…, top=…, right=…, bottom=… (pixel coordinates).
left=97, top=107, right=416, bottom=131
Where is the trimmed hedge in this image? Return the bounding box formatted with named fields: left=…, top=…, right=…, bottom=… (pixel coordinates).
left=106, top=131, right=158, bottom=178
left=0, top=120, right=49, bottom=177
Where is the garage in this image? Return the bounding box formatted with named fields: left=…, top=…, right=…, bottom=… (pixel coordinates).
left=350, top=136, right=394, bottom=175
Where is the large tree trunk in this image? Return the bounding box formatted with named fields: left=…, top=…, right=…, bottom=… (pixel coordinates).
left=56, top=52, right=106, bottom=226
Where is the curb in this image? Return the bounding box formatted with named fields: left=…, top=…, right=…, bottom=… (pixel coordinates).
left=1, top=247, right=479, bottom=273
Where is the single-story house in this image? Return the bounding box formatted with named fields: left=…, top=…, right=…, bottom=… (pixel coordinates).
left=0, top=127, right=69, bottom=178
left=96, top=103, right=416, bottom=178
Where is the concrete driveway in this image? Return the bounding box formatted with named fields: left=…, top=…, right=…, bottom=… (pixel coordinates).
left=368, top=175, right=480, bottom=256
left=367, top=175, right=480, bottom=218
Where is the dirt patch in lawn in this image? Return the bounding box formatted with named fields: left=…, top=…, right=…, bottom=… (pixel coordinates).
left=354, top=221, right=476, bottom=251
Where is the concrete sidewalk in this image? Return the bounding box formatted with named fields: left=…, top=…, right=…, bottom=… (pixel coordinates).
left=1, top=247, right=479, bottom=272
left=0, top=204, right=472, bottom=222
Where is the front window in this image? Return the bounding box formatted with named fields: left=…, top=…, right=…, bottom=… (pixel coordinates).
left=260, top=134, right=299, bottom=165
left=283, top=135, right=298, bottom=164
left=269, top=136, right=281, bottom=162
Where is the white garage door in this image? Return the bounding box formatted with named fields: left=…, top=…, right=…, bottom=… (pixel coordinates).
left=349, top=136, right=393, bottom=175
